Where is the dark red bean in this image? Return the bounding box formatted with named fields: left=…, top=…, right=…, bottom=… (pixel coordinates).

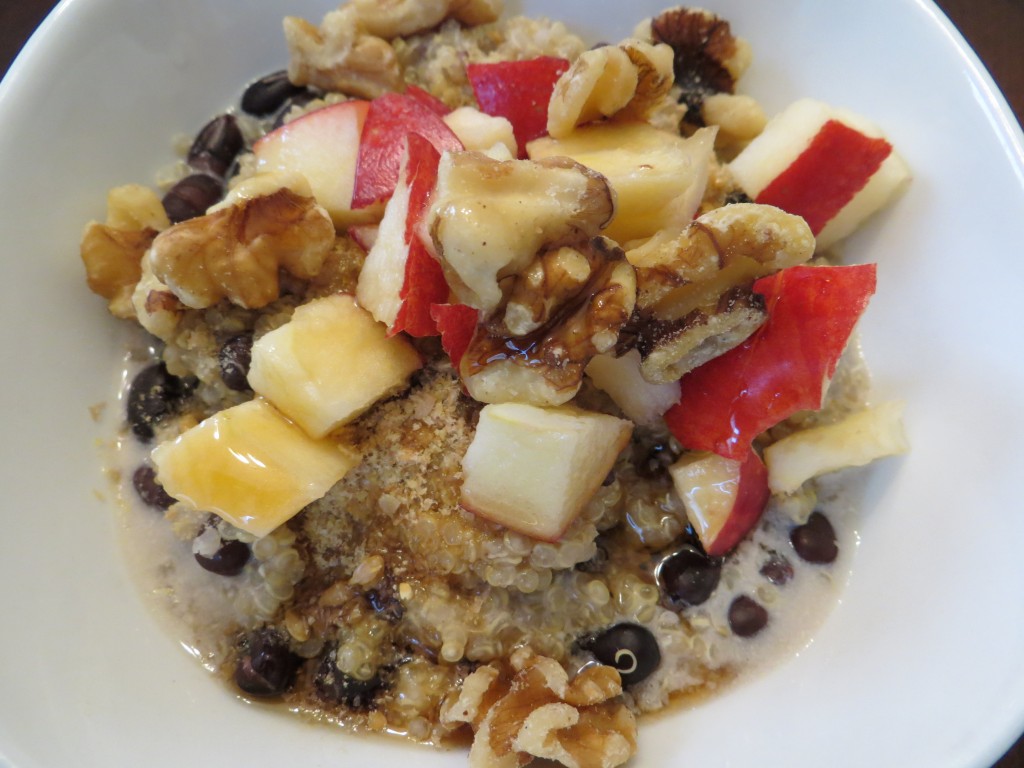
left=194, top=538, right=250, bottom=576
left=162, top=173, right=224, bottom=224
left=656, top=545, right=722, bottom=608
left=131, top=464, right=176, bottom=510
left=759, top=551, right=794, bottom=586
left=242, top=70, right=307, bottom=116
left=314, top=645, right=385, bottom=708
left=187, top=114, right=244, bottom=178
left=126, top=363, right=196, bottom=442
left=235, top=629, right=300, bottom=697
left=218, top=333, right=254, bottom=391
left=790, top=512, right=839, bottom=564
left=579, top=623, right=661, bottom=687
left=728, top=595, right=769, bottom=637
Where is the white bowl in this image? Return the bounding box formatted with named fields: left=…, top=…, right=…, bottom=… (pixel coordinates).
left=2, top=0, right=1023, bottom=766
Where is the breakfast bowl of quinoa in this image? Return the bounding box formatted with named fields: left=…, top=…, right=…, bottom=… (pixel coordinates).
left=2, top=0, right=1024, bottom=766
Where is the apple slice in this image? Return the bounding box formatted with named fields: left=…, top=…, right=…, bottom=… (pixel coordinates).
left=528, top=123, right=716, bottom=243
left=461, top=403, right=632, bottom=541
left=247, top=293, right=422, bottom=438
left=729, top=99, right=910, bottom=250
left=466, top=57, right=570, bottom=157
left=430, top=302, right=478, bottom=368
left=668, top=448, right=770, bottom=557
left=442, top=106, right=517, bottom=157
left=356, top=133, right=451, bottom=337
left=665, top=263, right=877, bottom=460
left=764, top=401, right=909, bottom=495
left=584, top=349, right=680, bottom=427
left=152, top=398, right=360, bottom=539
left=348, top=223, right=379, bottom=253
left=351, top=92, right=464, bottom=209
left=253, top=100, right=381, bottom=228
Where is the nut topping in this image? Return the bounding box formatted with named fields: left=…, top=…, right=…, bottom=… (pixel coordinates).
left=350, top=0, right=502, bottom=39
left=148, top=186, right=336, bottom=309
left=547, top=39, right=674, bottom=139
left=428, top=151, right=615, bottom=314
left=441, top=649, right=637, bottom=768
left=80, top=184, right=171, bottom=319
left=284, top=6, right=404, bottom=99
left=649, top=7, right=753, bottom=125
left=461, top=238, right=637, bottom=407
left=625, top=202, right=814, bottom=382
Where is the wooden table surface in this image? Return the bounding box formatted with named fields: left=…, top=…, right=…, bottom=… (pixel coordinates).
left=2, top=0, right=1023, bottom=765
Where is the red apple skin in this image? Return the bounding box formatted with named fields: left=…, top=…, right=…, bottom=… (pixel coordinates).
left=665, top=263, right=877, bottom=459
left=755, top=119, right=893, bottom=235
left=430, top=302, right=478, bottom=367
left=352, top=92, right=464, bottom=209
left=348, top=224, right=379, bottom=253
left=390, top=134, right=451, bottom=338
left=466, top=57, right=570, bottom=157
left=703, top=449, right=770, bottom=557
left=406, top=85, right=451, bottom=116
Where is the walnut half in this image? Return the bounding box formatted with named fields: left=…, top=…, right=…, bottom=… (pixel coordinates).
left=625, top=202, right=814, bottom=382
left=148, top=186, right=336, bottom=310
left=461, top=237, right=637, bottom=407
left=441, top=648, right=637, bottom=768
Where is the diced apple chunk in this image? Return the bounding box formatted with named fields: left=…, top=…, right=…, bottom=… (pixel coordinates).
left=527, top=123, right=716, bottom=243
left=253, top=100, right=382, bottom=227
left=728, top=98, right=910, bottom=250
left=461, top=403, right=632, bottom=541
left=443, top=106, right=517, bottom=157
left=248, top=294, right=421, bottom=438
left=585, top=349, right=680, bottom=427
left=668, top=448, right=769, bottom=557
left=152, top=398, right=360, bottom=538
left=764, top=401, right=909, bottom=495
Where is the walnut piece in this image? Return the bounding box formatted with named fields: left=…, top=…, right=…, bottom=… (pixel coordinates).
left=80, top=184, right=171, bottom=319
left=461, top=238, right=637, bottom=407
left=649, top=7, right=753, bottom=125
left=148, top=186, right=335, bottom=309
left=625, top=202, right=814, bottom=382
left=547, top=39, right=675, bottom=139
left=428, top=151, right=615, bottom=314
left=441, top=649, right=637, bottom=768
left=284, top=6, right=403, bottom=99
left=350, top=0, right=502, bottom=39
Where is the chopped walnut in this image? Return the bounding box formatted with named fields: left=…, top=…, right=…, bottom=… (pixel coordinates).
left=351, top=0, right=502, bottom=39
left=441, top=649, right=637, bottom=768
left=547, top=39, right=674, bottom=139
left=284, top=6, right=403, bottom=99
left=648, top=7, right=753, bottom=126
left=461, top=238, right=637, bottom=407
left=625, top=203, right=814, bottom=382
left=148, top=187, right=335, bottom=309
left=428, top=151, right=614, bottom=314
left=80, top=184, right=171, bottom=319
left=131, top=258, right=185, bottom=341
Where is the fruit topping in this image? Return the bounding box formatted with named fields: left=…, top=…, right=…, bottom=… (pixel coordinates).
left=668, top=448, right=770, bottom=557
left=151, top=397, right=361, bottom=538
left=666, top=263, right=877, bottom=460
left=247, top=293, right=422, bottom=438
left=192, top=529, right=251, bottom=576
left=131, top=463, right=177, bottom=510
left=460, top=403, right=632, bottom=541
left=218, top=333, right=254, bottom=392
